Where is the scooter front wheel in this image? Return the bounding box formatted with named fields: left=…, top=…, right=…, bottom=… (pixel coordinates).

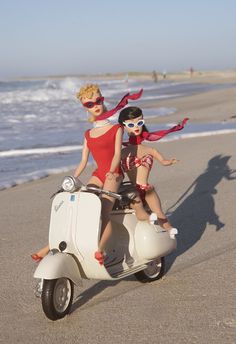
left=134, top=257, right=165, bottom=283
left=41, top=278, right=74, bottom=321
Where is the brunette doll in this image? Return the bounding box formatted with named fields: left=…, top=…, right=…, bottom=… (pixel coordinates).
left=118, top=106, right=188, bottom=231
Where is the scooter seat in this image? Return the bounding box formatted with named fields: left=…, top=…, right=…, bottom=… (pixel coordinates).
left=112, top=182, right=137, bottom=210
left=118, top=181, right=137, bottom=196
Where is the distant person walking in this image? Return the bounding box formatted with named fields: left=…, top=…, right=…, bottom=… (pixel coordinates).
left=152, top=70, right=158, bottom=83
left=162, top=70, right=167, bottom=79
left=190, top=67, right=194, bottom=77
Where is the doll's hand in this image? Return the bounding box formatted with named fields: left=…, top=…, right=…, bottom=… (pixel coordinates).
left=162, top=158, right=179, bottom=166
left=170, top=158, right=178, bottom=165
left=105, top=171, right=117, bottom=180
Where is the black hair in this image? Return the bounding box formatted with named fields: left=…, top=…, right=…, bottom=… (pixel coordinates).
left=118, top=106, right=149, bottom=132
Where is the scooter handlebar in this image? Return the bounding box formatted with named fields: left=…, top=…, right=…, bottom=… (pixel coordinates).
left=50, top=176, right=123, bottom=201
left=86, top=186, right=122, bottom=200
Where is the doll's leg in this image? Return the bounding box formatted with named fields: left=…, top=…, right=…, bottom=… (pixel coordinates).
left=95, top=174, right=122, bottom=264
left=130, top=196, right=158, bottom=224
left=130, top=185, right=157, bottom=223
left=130, top=196, right=150, bottom=221
left=145, top=189, right=172, bottom=230
left=87, top=175, right=103, bottom=188
left=31, top=245, right=50, bottom=262
left=87, top=176, right=109, bottom=264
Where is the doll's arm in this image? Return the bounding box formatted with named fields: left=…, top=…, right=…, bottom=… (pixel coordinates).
left=107, top=127, right=123, bottom=176
left=73, top=138, right=90, bottom=178
left=151, top=147, right=178, bottom=166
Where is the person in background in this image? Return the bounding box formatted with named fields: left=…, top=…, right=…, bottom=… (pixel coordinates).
left=152, top=70, right=158, bottom=83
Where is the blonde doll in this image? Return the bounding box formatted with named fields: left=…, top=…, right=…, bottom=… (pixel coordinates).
left=32, top=86, right=143, bottom=265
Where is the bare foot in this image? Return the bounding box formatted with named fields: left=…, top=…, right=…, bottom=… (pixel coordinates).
left=31, top=245, right=50, bottom=260
left=94, top=251, right=104, bottom=265
left=158, top=218, right=172, bottom=230
left=149, top=213, right=158, bottom=224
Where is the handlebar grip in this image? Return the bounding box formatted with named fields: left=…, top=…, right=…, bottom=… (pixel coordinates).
left=107, top=191, right=122, bottom=200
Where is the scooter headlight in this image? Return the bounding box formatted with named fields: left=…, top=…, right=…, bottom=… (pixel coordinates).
left=61, top=176, right=76, bottom=192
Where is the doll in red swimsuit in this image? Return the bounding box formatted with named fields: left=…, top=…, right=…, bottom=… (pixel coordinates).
left=73, top=84, right=125, bottom=264
left=119, top=106, right=188, bottom=232
left=31, top=85, right=142, bottom=265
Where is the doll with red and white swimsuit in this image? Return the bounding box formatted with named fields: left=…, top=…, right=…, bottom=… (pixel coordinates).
left=118, top=106, right=188, bottom=231
left=31, top=86, right=144, bottom=265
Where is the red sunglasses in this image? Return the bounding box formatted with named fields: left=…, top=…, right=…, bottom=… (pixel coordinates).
left=82, top=96, right=104, bottom=109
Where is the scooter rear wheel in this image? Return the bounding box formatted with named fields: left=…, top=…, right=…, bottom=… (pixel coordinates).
left=134, top=257, right=165, bottom=283
left=41, top=278, right=74, bottom=321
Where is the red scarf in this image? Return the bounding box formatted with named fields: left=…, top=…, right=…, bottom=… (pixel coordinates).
left=124, top=118, right=189, bottom=145
left=96, top=89, right=143, bottom=121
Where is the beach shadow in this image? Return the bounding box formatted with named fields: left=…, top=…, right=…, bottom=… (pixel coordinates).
left=70, top=223, right=133, bottom=314
left=70, top=155, right=235, bottom=313
left=166, top=154, right=236, bottom=271
left=70, top=279, right=121, bottom=314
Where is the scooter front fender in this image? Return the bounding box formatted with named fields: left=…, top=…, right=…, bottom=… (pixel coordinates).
left=33, top=252, right=82, bottom=286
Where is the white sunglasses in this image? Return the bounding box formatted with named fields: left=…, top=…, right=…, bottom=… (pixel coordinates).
left=123, top=119, right=145, bottom=129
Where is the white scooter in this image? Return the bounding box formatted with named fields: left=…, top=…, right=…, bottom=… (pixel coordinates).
left=33, top=176, right=177, bottom=321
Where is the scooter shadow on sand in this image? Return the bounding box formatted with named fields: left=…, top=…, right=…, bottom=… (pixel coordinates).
left=165, top=154, right=236, bottom=272
left=70, top=279, right=122, bottom=312
left=33, top=177, right=177, bottom=321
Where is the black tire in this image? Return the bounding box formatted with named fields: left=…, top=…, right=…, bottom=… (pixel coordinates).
left=41, top=278, right=74, bottom=321
left=134, top=257, right=165, bottom=283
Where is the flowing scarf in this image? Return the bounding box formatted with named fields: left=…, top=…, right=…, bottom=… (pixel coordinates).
left=124, top=118, right=189, bottom=145
left=96, top=89, right=143, bottom=121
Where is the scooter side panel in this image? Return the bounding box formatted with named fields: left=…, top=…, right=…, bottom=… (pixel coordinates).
left=72, top=191, right=112, bottom=279
left=75, top=191, right=102, bottom=255
left=76, top=207, right=144, bottom=280
left=135, top=222, right=177, bottom=260
left=107, top=212, right=138, bottom=263
left=94, top=211, right=145, bottom=277
left=46, top=191, right=114, bottom=281
left=49, top=192, right=79, bottom=255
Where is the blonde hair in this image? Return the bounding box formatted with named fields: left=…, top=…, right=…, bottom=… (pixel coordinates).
left=76, top=84, right=106, bottom=122
left=76, top=84, right=101, bottom=101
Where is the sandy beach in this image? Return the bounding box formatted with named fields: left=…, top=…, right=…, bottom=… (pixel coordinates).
left=145, top=85, right=236, bottom=124
left=1, top=76, right=236, bottom=343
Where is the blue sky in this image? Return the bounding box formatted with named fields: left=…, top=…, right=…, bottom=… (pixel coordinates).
left=0, top=0, right=235, bottom=78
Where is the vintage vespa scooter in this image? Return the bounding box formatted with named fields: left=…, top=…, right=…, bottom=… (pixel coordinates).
left=33, top=176, right=177, bottom=321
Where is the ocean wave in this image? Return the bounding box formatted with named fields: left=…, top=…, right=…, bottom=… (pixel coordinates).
left=0, top=145, right=83, bottom=158
left=159, top=129, right=236, bottom=142
left=0, top=77, right=135, bottom=104
left=44, top=77, right=83, bottom=92
left=0, top=77, right=191, bottom=106
left=0, top=77, right=83, bottom=104
left=0, top=164, right=78, bottom=190
left=1, top=129, right=236, bottom=191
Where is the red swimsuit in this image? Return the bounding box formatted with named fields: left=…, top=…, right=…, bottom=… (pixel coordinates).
left=121, top=154, right=153, bottom=172
left=85, top=124, right=124, bottom=183
left=121, top=153, right=154, bottom=202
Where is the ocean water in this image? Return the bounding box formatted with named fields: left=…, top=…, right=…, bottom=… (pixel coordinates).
left=1, top=76, right=236, bottom=190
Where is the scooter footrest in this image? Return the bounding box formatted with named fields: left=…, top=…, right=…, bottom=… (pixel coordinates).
left=110, top=264, right=148, bottom=279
